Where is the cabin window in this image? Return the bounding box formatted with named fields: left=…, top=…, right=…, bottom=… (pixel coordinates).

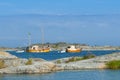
left=33, top=47, right=36, bottom=50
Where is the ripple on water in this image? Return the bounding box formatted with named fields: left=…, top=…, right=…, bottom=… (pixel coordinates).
left=0, top=70, right=120, bottom=80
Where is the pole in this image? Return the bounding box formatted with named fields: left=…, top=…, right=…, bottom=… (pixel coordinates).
left=28, top=32, right=31, bottom=46
left=41, top=27, right=44, bottom=46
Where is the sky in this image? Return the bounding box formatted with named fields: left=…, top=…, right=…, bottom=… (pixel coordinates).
left=0, top=0, right=120, bottom=47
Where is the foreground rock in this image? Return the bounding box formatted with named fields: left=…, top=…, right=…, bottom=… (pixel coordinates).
left=0, top=58, right=58, bottom=74
left=54, top=52, right=120, bottom=70
left=0, top=51, right=17, bottom=59
left=0, top=52, right=120, bottom=73
left=0, top=52, right=59, bottom=74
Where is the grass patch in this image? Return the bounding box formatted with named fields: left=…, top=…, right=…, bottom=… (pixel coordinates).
left=106, top=60, right=120, bottom=69
left=0, top=60, right=6, bottom=69
left=83, top=53, right=96, bottom=59
left=65, top=57, right=83, bottom=63
left=25, top=58, right=33, bottom=65
left=56, top=60, right=61, bottom=64
left=65, top=53, right=96, bottom=63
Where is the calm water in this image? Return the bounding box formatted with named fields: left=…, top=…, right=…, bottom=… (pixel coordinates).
left=8, top=50, right=120, bottom=60
left=0, top=70, right=120, bottom=80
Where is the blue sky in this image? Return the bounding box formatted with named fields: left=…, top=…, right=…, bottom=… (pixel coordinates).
left=0, top=0, right=120, bottom=47
left=0, top=0, right=120, bottom=15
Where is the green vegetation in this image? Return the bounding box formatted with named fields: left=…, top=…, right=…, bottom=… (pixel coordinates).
left=65, top=57, right=83, bottom=63
left=106, top=60, right=120, bottom=69
left=83, top=53, right=96, bottom=59
left=56, top=60, right=61, bottom=64
left=65, top=53, right=96, bottom=63
left=0, top=60, right=6, bottom=69
left=25, top=58, right=33, bottom=65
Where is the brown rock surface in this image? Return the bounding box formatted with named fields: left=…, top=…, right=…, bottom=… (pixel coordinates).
left=0, top=51, right=17, bottom=58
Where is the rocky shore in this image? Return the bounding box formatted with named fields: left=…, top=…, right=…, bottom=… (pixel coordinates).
left=0, top=51, right=120, bottom=74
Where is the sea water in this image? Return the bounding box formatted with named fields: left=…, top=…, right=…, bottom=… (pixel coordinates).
left=8, top=50, right=120, bottom=60
left=0, top=70, right=120, bottom=80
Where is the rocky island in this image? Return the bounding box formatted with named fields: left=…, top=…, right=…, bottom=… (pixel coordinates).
left=0, top=51, right=120, bottom=74
left=1, top=42, right=120, bottom=52
left=32, top=42, right=120, bottom=51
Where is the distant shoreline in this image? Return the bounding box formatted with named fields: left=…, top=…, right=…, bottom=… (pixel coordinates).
left=0, top=45, right=120, bottom=52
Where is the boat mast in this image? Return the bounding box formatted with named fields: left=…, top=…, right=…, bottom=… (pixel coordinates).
left=41, top=27, right=44, bottom=47
left=28, top=32, right=31, bottom=46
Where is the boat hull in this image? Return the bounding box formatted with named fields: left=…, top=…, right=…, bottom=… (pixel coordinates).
left=26, top=50, right=50, bottom=53
left=26, top=45, right=50, bottom=53
left=66, top=48, right=82, bottom=53
left=26, top=48, right=50, bottom=53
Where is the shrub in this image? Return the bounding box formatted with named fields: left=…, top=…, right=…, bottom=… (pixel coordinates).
left=65, top=57, right=83, bottom=63
left=65, top=53, right=96, bottom=63
left=25, top=58, right=33, bottom=65
left=75, top=57, right=83, bottom=61
left=0, top=60, right=6, bottom=69
left=83, top=53, right=96, bottom=59
left=56, top=60, right=61, bottom=64
left=65, top=57, right=75, bottom=63
left=106, top=60, right=120, bottom=69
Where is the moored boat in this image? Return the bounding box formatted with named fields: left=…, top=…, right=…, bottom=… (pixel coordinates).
left=58, top=49, right=66, bottom=53
left=16, top=50, right=24, bottom=53
left=26, top=45, right=50, bottom=53
left=66, top=45, right=82, bottom=53
left=26, top=28, right=50, bottom=53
